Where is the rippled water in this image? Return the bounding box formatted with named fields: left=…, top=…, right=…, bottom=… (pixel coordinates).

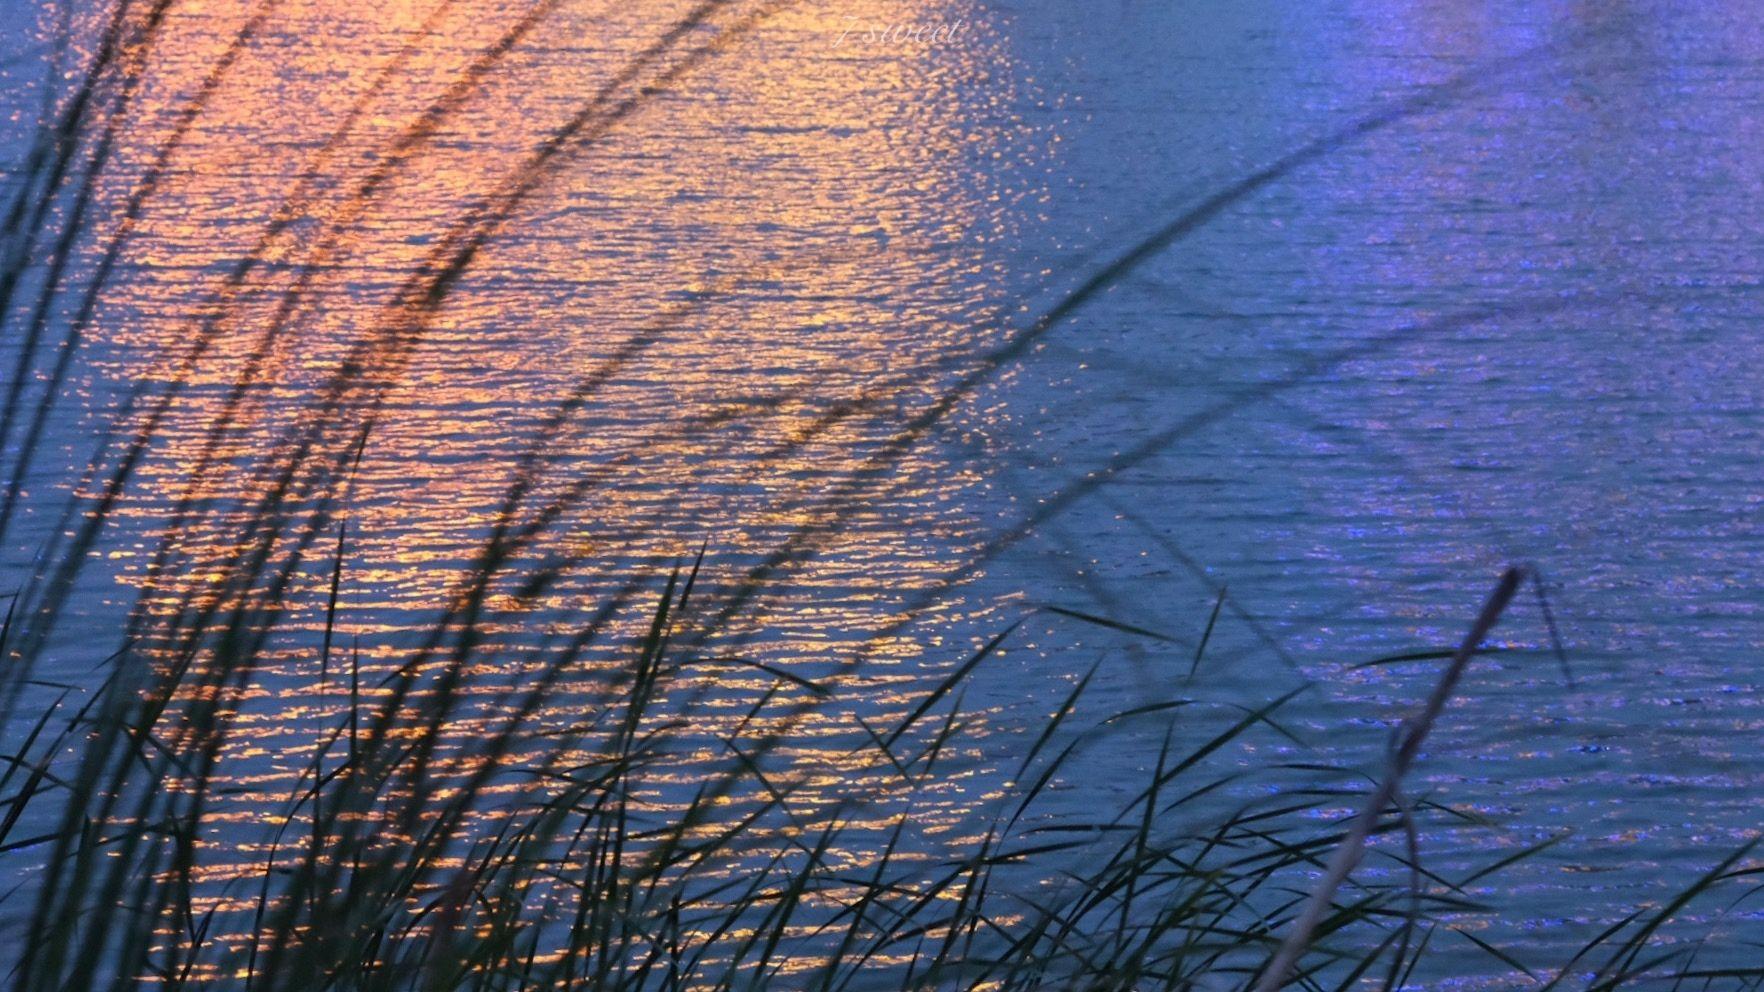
left=4, top=0, right=1764, bottom=982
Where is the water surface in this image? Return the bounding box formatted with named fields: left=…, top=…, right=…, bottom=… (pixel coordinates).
left=3, top=0, right=1763, bottom=981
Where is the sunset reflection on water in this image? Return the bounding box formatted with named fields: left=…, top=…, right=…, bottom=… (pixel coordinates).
left=3, top=0, right=1051, bottom=945
left=11, top=0, right=1764, bottom=983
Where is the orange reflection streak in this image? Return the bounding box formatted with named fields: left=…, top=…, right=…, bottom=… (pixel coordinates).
left=39, top=0, right=1031, bottom=962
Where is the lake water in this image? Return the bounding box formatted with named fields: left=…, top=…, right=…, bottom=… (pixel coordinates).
left=3, top=0, right=1763, bottom=983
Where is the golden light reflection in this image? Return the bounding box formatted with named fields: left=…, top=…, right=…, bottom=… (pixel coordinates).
left=37, top=0, right=1043, bottom=969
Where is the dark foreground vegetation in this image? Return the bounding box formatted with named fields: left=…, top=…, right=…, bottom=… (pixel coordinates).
left=1, top=553, right=1755, bottom=992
